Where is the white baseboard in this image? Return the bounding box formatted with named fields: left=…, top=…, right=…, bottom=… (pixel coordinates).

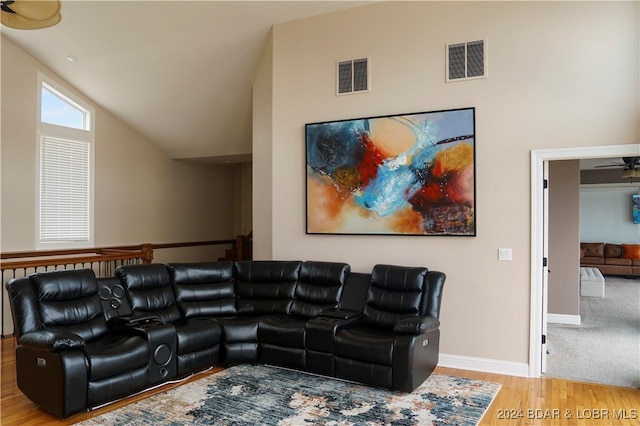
left=439, top=353, right=529, bottom=377
left=547, top=313, right=581, bottom=325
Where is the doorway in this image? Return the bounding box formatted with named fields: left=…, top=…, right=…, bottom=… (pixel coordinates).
left=529, top=144, right=640, bottom=378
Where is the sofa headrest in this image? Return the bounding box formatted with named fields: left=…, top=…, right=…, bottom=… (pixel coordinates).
left=168, top=261, right=234, bottom=285
left=370, top=264, right=427, bottom=292
left=299, top=261, right=350, bottom=288
left=580, top=243, right=604, bottom=257
left=235, top=260, right=302, bottom=283
left=234, top=260, right=302, bottom=315
left=290, top=261, right=350, bottom=318
left=32, top=269, right=98, bottom=301
left=167, top=262, right=236, bottom=318
left=604, top=244, right=623, bottom=258
left=30, top=269, right=107, bottom=341
left=116, top=263, right=171, bottom=290
left=116, top=263, right=181, bottom=322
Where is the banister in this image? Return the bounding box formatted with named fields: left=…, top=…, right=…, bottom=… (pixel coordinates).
left=0, top=237, right=253, bottom=273
left=0, top=251, right=146, bottom=271
left=0, top=240, right=240, bottom=270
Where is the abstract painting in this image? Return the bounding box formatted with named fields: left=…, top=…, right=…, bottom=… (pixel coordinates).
left=633, top=194, right=640, bottom=224
left=306, top=107, right=476, bottom=236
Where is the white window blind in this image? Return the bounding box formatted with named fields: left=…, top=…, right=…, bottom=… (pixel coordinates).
left=39, top=134, right=90, bottom=243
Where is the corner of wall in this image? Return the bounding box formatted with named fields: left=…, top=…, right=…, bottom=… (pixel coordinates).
left=252, top=30, right=274, bottom=259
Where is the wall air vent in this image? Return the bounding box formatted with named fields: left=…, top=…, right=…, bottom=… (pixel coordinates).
left=337, top=57, right=370, bottom=95
left=446, top=39, right=487, bottom=82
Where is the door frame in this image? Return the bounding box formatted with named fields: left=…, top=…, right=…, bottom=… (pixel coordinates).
left=541, top=160, right=549, bottom=374
left=529, top=143, right=639, bottom=377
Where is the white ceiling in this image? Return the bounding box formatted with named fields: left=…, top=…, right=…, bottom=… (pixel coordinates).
left=2, top=1, right=372, bottom=164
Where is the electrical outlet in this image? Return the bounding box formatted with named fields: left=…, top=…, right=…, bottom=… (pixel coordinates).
left=498, top=248, right=512, bottom=261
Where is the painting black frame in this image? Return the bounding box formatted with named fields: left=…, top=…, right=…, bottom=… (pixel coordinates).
left=305, top=107, right=476, bottom=236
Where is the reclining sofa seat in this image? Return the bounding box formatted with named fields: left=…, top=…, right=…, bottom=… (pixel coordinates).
left=6, top=269, right=150, bottom=418
left=167, top=261, right=238, bottom=373
left=115, top=264, right=222, bottom=377
left=333, top=264, right=445, bottom=392
left=258, top=261, right=350, bottom=369
left=214, top=260, right=302, bottom=365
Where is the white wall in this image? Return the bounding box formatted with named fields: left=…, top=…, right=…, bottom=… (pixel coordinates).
left=254, top=1, right=639, bottom=369
left=1, top=36, right=235, bottom=253
left=580, top=185, right=640, bottom=244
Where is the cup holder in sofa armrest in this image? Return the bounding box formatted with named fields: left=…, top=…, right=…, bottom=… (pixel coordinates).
left=108, top=314, right=160, bottom=328
left=319, top=308, right=362, bottom=320
left=306, top=313, right=362, bottom=353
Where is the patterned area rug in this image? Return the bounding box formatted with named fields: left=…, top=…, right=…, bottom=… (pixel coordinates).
left=76, top=365, right=501, bottom=425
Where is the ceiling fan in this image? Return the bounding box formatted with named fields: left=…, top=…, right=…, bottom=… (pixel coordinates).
left=594, top=156, right=640, bottom=178
left=0, top=0, right=61, bottom=30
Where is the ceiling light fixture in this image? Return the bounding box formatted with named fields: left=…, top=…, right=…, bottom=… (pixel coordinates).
left=0, top=0, right=61, bottom=30
left=65, top=54, right=77, bottom=63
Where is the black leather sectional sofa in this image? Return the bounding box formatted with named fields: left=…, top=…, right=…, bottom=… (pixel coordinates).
left=6, top=260, right=445, bottom=418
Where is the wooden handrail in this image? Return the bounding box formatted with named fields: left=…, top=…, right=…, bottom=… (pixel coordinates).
left=0, top=251, right=147, bottom=271
left=1, top=244, right=153, bottom=271
left=0, top=238, right=251, bottom=272
left=0, top=241, right=236, bottom=259
left=2, top=247, right=131, bottom=259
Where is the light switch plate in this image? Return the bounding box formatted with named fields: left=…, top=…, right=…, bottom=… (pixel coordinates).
left=498, top=248, right=512, bottom=261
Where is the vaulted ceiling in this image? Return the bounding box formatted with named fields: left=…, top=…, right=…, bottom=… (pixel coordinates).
left=2, top=1, right=370, bottom=164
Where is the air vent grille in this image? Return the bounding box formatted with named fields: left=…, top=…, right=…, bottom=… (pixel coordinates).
left=448, top=43, right=466, bottom=80
left=446, top=39, right=487, bottom=82
left=337, top=57, right=370, bottom=95
left=338, top=61, right=353, bottom=94
left=466, top=40, right=485, bottom=77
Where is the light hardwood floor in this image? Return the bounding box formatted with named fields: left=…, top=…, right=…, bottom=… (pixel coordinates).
left=1, top=336, right=638, bottom=425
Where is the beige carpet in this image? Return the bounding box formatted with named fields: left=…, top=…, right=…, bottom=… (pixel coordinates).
left=546, top=276, right=640, bottom=389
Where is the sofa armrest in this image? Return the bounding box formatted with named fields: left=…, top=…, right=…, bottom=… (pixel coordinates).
left=394, top=316, right=440, bottom=334
left=108, top=314, right=160, bottom=328
left=18, top=329, right=85, bottom=351
left=320, top=308, right=362, bottom=320
left=306, top=315, right=362, bottom=352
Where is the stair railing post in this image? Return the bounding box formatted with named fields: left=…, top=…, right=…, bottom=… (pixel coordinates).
left=141, top=244, right=154, bottom=264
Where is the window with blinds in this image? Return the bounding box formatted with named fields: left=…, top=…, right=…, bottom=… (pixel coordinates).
left=39, top=135, right=90, bottom=243
left=37, top=74, right=94, bottom=248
